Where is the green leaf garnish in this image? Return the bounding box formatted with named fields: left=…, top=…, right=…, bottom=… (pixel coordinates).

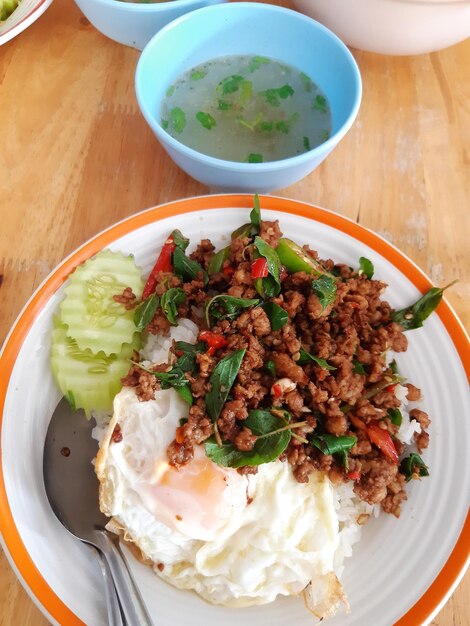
left=254, top=236, right=281, bottom=293
left=174, top=340, right=205, bottom=372
left=264, top=84, right=295, bottom=107
left=311, top=275, right=337, bottom=310
left=320, top=129, right=330, bottom=143
left=161, top=119, right=169, bottom=131
left=173, top=247, right=207, bottom=284
left=217, top=74, right=244, bottom=95
left=208, top=246, right=231, bottom=275
left=160, top=287, right=186, bottom=325
left=206, top=295, right=261, bottom=326
left=250, top=194, right=261, bottom=230
left=176, top=385, right=193, bottom=405
left=248, top=56, right=270, bottom=73
left=205, top=350, right=246, bottom=431
left=297, top=347, right=336, bottom=370
left=303, top=136, right=311, bottom=151
left=358, top=256, right=374, bottom=279
left=218, top=99, right=233, bottom=111
left=257, top=121, right=274, bottom=132
left=205, top=408, right=293, bottom=467
left=391, top=281, right=457, bottom=331
left=247, top=153, right=263, bottom=163
left=170, top=107, right=186, bottom=133
left=352, top=359, right=367, bottom=375
left=262, top=301, right=288, bottom=331
left=310, top=433, right=357, bottom=469
left=400, top=453, right=429, bottom=482
left=196, top=111, right=217, bottom=130
left=133, top=294, right=159, bottom=331
left=166, top=85, right=175, bottom=97
left=312, top=94, right=328, bottom=113
left=190, top=69, right=206, bottom=81
left=170, top=229, right=189, bottom=251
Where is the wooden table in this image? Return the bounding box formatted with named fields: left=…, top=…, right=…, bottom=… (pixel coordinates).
left=0, top=0, right=468, bottom=624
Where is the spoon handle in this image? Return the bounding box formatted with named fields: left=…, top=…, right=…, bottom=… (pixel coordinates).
left=95, top=549, right=125, bottom=626
left=93, top=529, right=153, bottom=626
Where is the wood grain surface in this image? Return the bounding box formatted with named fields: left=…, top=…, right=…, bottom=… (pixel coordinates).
left=0, top=0, right=468, bottom=624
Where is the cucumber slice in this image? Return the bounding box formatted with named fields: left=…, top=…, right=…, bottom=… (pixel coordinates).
left=60, top=250, right=144, bottom=356
left=51, top=320, right=139, bottom=417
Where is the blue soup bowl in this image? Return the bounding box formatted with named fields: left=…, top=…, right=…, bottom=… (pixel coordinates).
left=135, top=2, right=362, bottom=192
left=74, top=0, right=228, bottom=50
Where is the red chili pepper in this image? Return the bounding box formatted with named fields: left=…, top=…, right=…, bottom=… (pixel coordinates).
left=199, top=330, right=229, bottom=355
left=366, top=423, right=399, bottom=463
left=272, top=383, right=282, bottom=398
left=350, top=302, right=361, bottom=309
left=251, top=257, right=269, bottom=279
left=222, top=265, right=235, bottom=277
left=347, top=470, right=361, bottom=481
left=385, top=384, right=396, bottom=394
left=142, top=235, right=176, bottom=299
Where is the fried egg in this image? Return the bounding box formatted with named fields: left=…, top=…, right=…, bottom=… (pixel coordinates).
left=94, top=319, right=347, bottom=615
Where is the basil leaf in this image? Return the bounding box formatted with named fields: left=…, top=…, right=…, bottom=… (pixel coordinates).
left=387, top=408, right=402, bottom=426
left=254, top=274, right=280, bottom=299
left=311, top=275, right=337, bottom=310
left=154, top=368, right=192, bottom=405
left=206, top=295, right=260, bottom=326
left=400, top=453, right=429, bottom=482
left=173, top=247, right=207, bottom=284
left=231, top=223, right=252, bottom=240
left=160, top=287, right=186, bottom=325
left=254, top=236, right=281, bottom=290
left=174, top=341, right=205, bottom=372
left=205, top=408, right=291, bottom=467
left=205, top=349, right=246, bottom=424
left=262, top=301, right=288, bottom=331
left=297, top=347, right=336, bottom=370
left=208, top=246, right=231, bottom=274
left=176, top=385, right=193, bottom=405
left=390, top=359, right=399, bottom=375
left=170, top=229, right=189, bottom=251
left=352, top=359, right=367, bottom=375
left=133, top=294, right=159, bottom=331
left=391, top=282, right=456, bottom=331
left=358, top=256, right=374, bottom=279
left=250, top=194, right=261, bottom=230
left=265, top=360, right=276, bottom=377
left=310, top=433, right=357, bottom=469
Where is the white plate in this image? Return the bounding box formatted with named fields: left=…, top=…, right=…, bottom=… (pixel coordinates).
left=0, top=0, right=53, bottom=46
left=1, top=194, right=469, bottom=626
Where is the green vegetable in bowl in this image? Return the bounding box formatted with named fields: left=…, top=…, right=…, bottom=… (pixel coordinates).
left=0, top=0, right=20, bottom=22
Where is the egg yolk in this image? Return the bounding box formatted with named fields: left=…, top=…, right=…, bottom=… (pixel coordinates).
left=146, top=446, right=244, bottom=541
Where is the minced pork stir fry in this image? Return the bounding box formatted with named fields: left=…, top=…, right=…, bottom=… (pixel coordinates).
left=117, top=198, right=439, bottom=517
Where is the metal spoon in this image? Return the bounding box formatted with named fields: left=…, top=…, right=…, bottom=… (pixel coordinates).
left=43, top=397, right=153, bottom=626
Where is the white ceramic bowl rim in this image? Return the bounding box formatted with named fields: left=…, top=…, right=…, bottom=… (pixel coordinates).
left=135, top=2, right=362, bottom=172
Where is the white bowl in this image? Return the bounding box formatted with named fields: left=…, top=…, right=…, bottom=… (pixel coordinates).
left=0, top=0, right=53, bottom=45
left=292, top=0, right=470, bottom=55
